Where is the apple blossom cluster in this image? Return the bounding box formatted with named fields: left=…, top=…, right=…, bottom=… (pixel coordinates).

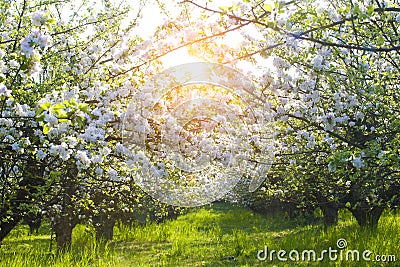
left=0, top=83, right=10, bottom=97
left=31, top=11, right=47, bottom=27
left=21, top=29, right=51, bottom=58
left=249, top=4, right=400, bottom=201
left=122, top=62, right=276, bottom=206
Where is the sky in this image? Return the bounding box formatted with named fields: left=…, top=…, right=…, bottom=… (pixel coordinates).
left=50, top=0, right=271, bottom=73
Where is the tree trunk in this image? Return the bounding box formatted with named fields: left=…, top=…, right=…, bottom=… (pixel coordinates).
left=0, top=157, right=45, bottom=242
left=53, top=165, right=80, bottom=253
left=54, top=215, right=75, bottom=252
left=320, top=203, right=339, bottom=228
left=24, top=211, right=42, bottom=235
left=94, top=214, right=115, bottom=241
left=0, top=213, right=22, bottom=243
left=351, top=206, right=384, bottom=230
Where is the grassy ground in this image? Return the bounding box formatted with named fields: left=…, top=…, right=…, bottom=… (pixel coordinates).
left=0, top=203, right=398, bottom=266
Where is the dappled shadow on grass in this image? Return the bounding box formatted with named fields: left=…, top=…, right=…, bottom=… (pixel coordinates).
left=108, top=203, right=338, bottom=266
left=1, top=235, right=52, bottom=254
left=119, top=203, right=393, bottom=266
left=5, top=221, right=53, bottom=239
left=0, top=238, right=56, bottom=267
left=1, top=205, right=398, bottom=267
left=110, top=240, right=172, bottom=252
left=195, top=202, right=321, bottom=234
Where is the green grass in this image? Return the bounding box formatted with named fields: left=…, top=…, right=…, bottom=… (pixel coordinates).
left=0, top=203, right=398, bottom=266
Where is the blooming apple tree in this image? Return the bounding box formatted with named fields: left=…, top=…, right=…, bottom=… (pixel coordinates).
left=184, top=0, right=400, bottom=228
left=0, top=0, right=184, bottom=250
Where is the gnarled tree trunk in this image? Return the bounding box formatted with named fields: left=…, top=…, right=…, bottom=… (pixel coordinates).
left=54, top=215, right=77, bottom=252
left=0, top=212, right=22, bottom=243
left=350, top=206, right=384, bottom=230
left=93, top=214, right=115, bottom=241
left=0, top=157, right=45, bottom=243
left=53, top=165, right=80, bottom=253
left=320, top=202, right=339, bottom=228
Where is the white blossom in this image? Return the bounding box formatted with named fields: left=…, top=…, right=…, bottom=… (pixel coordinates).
left=75, top=150, right=91, bottom=168
left=21, top=37, right=35, bottom=57
left=0, top=83, right=11, bottom=97
left=328, top=162, right=336, bottom=172
left=36, top=149, right=47, bottom=160
left=95, top=167, right=103, bottom=176
left=9, top=60, right=19, bottom=68
left=352, top=157, right=365, bottom=169
left=44, top=112, right=58, bottom=125
left=108, top=168, right=118, bottom=181
left=312, top=55, right=323, bottom=69
left=31, top=11, right=46, bottom=26
left=20, top=31, right=51, bottom=58
left=11, top=142, right=20, bottom=151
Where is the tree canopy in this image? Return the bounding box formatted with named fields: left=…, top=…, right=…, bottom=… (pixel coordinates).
left=1, top=0, right=400, bottom=250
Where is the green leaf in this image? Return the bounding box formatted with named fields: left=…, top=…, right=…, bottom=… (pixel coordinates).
left=353, top=4, right=361, bottom=15
left=53, top=109, right=68, bottom=119
left=47, top=18, right=56, bottom=24
left=36, top=102, right=51, bottom=115
left=43, top=125, right=50, bottom=134
left=37, top=113, right=45, bottom=121
left=49, top=171, right=61, bottom=179
left=263, top=3, right=273, bottom=12
left=69, top=98, right=78, bottom=107
left=39, top=102, right=51, bottom=111
left=52, top=103, right=66, bottom=110
left=78, top=103, right=89, bottom=113
left=218, top=5, right=229, bottom=12
left=9, top=53, right=17, bottom=59
left=20, top=61, right=29, bottom=71
left=76, top=116, right=85, bottom=127
left=377, top=35, right=384, bottom=46
left=63, top=99, right=71, bottom=107
left=366, top=5, right=375, bottom=16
